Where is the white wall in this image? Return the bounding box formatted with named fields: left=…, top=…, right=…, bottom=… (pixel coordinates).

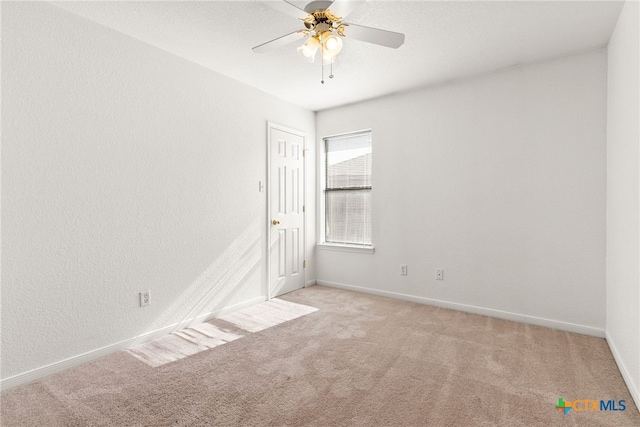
left=1, top=2, right=315, bottom=384
left=317, top=49, right=607, bottom=335
left=606, top=0, right=640, bottom=407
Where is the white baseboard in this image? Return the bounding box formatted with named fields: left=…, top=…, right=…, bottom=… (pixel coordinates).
left=305, top=279, right=317, bottom=287
left=0, top=296, right=266, bottom=391
left=606, top=332, right=640, bottom=411
left=317, top=280, right=605, bottom=337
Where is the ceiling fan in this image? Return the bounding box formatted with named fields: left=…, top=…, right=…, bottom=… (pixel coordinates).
left=252, top=0, right=405, bottom=83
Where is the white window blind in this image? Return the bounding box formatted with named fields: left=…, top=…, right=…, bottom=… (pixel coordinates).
left=324, top=131, right=372, bottom=246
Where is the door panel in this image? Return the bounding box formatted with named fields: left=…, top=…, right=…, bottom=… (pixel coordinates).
left=269, top=125, right=305, bottom=297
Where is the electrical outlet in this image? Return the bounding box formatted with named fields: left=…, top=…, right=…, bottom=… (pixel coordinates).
left=400, top=264, right=408, bottom=276
left=436, top=269, right=444, bottom=281
left=140, top=290, right=150, bottom=307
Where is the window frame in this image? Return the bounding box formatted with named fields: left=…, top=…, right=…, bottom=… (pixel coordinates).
left=318, top=129, right=374, bottom=254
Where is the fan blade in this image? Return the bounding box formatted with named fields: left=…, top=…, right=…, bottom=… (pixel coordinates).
left=327, top=0, right=366, bottom=20
left=265, top=1, right=310, bottom=20
left=252, top=30, right=307, bottom=53
left=342, top=23, right=405, bottom=48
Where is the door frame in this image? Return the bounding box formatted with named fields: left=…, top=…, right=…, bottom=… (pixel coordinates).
left=266, top=121, right=307, bottom=300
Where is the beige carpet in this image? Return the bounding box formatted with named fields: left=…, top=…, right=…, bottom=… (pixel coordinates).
left=126, top=298, right=318, bottom=367
left=1, top=285, right=638, bottom=426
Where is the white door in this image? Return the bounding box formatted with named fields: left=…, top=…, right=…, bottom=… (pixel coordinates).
left=268, top=124, right=305, bottom=298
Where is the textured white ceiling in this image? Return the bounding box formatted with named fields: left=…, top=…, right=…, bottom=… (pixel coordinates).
left=51, top=1, right=624, bottom=111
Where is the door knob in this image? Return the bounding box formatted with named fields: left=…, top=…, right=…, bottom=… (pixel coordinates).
left=272, top=219, right=280, bottom=225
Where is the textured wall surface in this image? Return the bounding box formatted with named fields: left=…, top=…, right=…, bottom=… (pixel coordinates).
left=1, top=2, right=315, bottom=380
left=606, top=0, right=640, bottom=405
left=316, top=49, right=607, bottom=333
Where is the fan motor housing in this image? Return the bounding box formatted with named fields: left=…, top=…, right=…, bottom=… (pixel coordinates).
left=303, top=4, right=342, bottom=31
left=314, top=22, right=331, bottom=32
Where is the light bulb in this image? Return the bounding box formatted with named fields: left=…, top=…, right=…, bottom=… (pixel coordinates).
left=325, top=37, right=338, bottom=51
left=321, top=32, right=343, bottom=58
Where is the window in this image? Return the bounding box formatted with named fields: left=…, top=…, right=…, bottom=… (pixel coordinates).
left=323, top=131, right=372, bottom=246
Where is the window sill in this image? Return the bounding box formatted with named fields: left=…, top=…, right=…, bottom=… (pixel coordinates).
left=317, top=243, right=375, bottom=254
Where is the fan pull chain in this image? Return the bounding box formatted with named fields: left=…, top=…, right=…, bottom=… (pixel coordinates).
left=330, top=60, right=334, bottom=79
left=321, top=42, right=325, bottom=84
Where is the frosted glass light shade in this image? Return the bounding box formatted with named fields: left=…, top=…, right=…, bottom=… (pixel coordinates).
left=297, top=37, right=320, bottom=62
left=322, top=32, right=343, bottom=60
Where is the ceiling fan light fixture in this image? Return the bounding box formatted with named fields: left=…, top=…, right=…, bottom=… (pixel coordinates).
left=253, top=1, right=405, bottom=84
left=321, top=31, right=343, bottom=59
left=297, top=36, right=320, bottom=62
